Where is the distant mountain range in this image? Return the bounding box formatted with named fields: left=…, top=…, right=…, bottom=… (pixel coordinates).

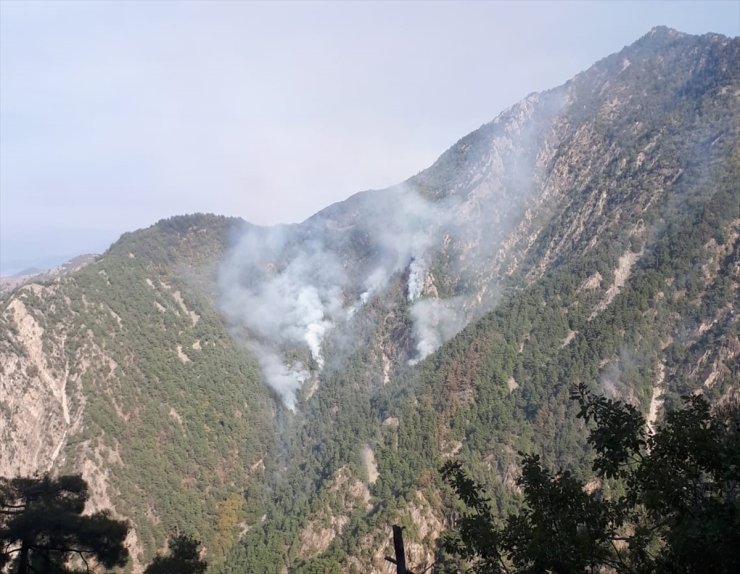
left=0, top=254, right=97, bottom=293
left=1, top=27, right=737, bottom=573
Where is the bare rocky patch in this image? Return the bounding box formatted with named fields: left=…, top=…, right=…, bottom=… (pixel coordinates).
left=172, top=290, right=200, bottom=326
left=176, top=345, right=191, bottom=363
left=362, top=444, right=379, bottom=485
left=589, top=250, right=640, bottom=320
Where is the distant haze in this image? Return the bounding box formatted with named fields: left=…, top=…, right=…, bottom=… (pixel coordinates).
left=1, top=0, right=738, bottom=275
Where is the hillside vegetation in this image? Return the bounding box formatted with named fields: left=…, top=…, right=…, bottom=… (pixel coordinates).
left=1, top=215, right=275, bottom=569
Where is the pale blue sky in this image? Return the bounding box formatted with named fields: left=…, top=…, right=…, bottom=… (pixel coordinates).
left=1, top=0, right=738, bottom=274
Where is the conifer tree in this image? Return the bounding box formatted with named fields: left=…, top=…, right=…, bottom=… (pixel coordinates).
left=441, top=386, right=740, bottom=573
left=0, top=474, right=129, bottom=573
left=144, top=534, right=207, bottom=574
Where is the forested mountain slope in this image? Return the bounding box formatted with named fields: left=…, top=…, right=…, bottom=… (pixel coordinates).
left=0, top=215, right=276, bottom=570
left=1, top=27, right=737, bottom=573
left=217, top=26, right=739, bottom=573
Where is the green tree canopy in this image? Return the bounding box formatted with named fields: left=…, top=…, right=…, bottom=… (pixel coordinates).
left=0, top=474, right=129, bottom=573
left=441, top=385, right=740, bottom=573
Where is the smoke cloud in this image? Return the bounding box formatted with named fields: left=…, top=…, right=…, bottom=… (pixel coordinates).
left=409, top=297, right=467, bottom=363
left=248, top=342, right=308, bottom=411
left=217, top=185, right=468, bottom=407
left=218, top=92, right=564, bottom=408
left=218, top=227, right=348, bottom=407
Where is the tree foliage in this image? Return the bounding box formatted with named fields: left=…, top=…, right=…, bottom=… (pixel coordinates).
left=144, top=534, right=207, bottom=574
left=0, top=474, right=129, bottom=573
left=441, top=385, right=740, bottom=573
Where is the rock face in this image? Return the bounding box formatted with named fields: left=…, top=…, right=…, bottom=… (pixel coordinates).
left=1, top=28, right=738, bottom=572
left=1, top=286, right=77, bottom=475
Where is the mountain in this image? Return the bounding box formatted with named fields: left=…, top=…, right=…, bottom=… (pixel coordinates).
left=0, top=254, right=97, bottom=294
left=1, top=27, right=737, bottom=573
left=0, top=215, right=277, bottom=569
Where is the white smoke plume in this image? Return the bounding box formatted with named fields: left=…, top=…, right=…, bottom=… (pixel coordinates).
left=248, top=342, right=308, bottom=411
left=407, top=257, right=426, bottom=301
left=408, top=297, right=466, bottom=363
left=218, top=185, right=466, bottom=407
left=218, top=226, right=349, bottom=406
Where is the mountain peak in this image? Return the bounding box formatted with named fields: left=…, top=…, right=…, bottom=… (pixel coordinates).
left=646, top=25, right=684, bottom=38
left=620, top=26, right=689, bottom=56
left=630, top=25, right=732, bottom=52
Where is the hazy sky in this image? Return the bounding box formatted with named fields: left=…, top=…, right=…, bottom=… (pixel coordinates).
left=1, top=0, right=738, bottom=274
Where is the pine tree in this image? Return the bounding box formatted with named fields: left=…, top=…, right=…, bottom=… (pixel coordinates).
left=144, top=534, right=207, bottom=574
left=0, top=474, right=129, bottom=573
